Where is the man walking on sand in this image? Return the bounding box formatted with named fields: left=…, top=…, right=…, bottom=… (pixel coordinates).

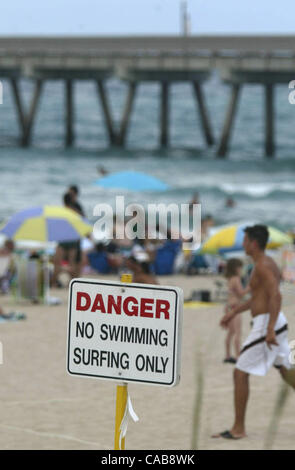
left=213, top=224, right=294, bottom=440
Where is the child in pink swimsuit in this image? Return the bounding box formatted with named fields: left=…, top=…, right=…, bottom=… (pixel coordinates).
left=224, top=258, right=250, bottom=363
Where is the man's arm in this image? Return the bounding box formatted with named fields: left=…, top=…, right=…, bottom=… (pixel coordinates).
left=220, top=298, right=251, bottom=328
left=258, top=264, right=281, bottom=347
left=232, top=298, right=252, bottom=315
left=232, top=277, right=250, bottom=298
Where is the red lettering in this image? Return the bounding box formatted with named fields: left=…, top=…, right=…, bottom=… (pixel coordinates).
left=76, top=292, right=91, bottom=311
left=155, top=299, right=170, bottom=319
left=140, top=298, right=154, bottom=318
left=107, top=295, right=122, bottom=315
left=76, top=291, right=170, bottom=319
left=91, top=294, right=106, bottom=313
left=123, top=296, right=138, bottom=316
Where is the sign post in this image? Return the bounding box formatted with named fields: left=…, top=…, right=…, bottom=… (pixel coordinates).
left=114, top=273, right=132, bottom=450
left=114, top=381, right=128, bottom=449
left=67, top=275, right=183, bottom=449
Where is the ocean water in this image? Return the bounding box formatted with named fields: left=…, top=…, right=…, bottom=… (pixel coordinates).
left=0, top=74, right=295, bottom=230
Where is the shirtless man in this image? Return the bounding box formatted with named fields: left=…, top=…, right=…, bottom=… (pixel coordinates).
left=213, top=225, right=293, bottom=440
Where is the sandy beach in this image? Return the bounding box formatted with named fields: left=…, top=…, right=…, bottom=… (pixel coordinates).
left=0, top=273, right=294, bottom=450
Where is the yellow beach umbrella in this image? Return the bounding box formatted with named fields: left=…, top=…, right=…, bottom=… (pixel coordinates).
left=0, top=205, right=92, bottom=242
left=201, top=224, right=292, bottom=255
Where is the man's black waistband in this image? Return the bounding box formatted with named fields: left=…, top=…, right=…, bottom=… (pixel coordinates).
left=240, top=323, right=288, bottom=356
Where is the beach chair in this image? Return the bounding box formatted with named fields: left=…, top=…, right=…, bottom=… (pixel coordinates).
left=87, top=251, right=110, bottom=274
left=152, top=240, right=182, bottom=275
left=12, top=253, right=50, bottom=304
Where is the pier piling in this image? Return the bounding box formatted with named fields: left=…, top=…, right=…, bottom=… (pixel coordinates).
left=96, top=80, right=116, bottom=145
left=160, top=81, right=169, bottom=147
left=22, top=79, right=43, bottom=147
left=265, top=84, right=274, bottom=158
left=117, top=82, right=137, bottom=146
left=217, top=84, right=241, bottom=158
left=10, top=79, right=27, bottom=143
left=65, top=79, right=74, bottom=147
left=192, top=81, right=214, bottom=146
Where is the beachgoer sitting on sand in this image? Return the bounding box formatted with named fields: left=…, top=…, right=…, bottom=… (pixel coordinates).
left=0, top=305, right=26, bottom=321
left=126, top=254, right=158, bottom=285
left=223, top=258, right=250, bottom=364
left=0, top=239, right=14, bottom=257
left=105, top=216, right=134, bottom=272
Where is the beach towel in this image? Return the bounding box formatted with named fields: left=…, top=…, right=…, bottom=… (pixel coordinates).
left=0, top=312, right=26, bottom=323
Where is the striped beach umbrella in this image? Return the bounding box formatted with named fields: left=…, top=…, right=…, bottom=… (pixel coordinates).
left=0, top=206, right=92, bottom=242
left=201, top=224, right=292, bottom=255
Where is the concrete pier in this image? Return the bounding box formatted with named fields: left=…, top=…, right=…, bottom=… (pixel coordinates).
left=218, top=69, right=295, bottom=157
left=1, top=35, right=295, bottom=156
left=117, top=68, right=213, bottom=147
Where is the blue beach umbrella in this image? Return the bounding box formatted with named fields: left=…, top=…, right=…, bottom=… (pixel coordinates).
left=94, top=170, right=170, bottom=192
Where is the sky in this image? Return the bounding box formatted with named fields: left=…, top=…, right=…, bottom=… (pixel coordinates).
left=1, top=0, right=295, bottom=35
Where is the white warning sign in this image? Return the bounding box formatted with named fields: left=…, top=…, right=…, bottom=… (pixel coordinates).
left=67, top=279, right=183, bottom=387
